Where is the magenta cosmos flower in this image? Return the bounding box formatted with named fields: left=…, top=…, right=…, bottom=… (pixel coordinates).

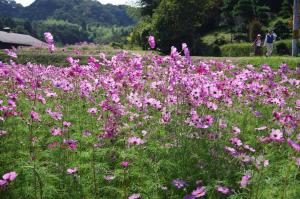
left=240, top=173, right=251, bottom=188
left=0, top=180, right=7, bottom=186
left=192, top=186, right=206, bottom=197
left=44, top=32, right=55, bottom=53
left=63, top=139, right=78, bottom=150
left=172, top=178, right=187, bottom=189
left=270, top=129, right=284, bottom=142
left=216, top=186, right=230, bottom=194
left=51, top=127, right=62, bottom=136
left=4, top=49, right=17, bottom=58
left=30, top=111, right=41, bottom=121
left=67, top=167, right=77, bottom=174
left=3, top=171, right=17, bottom=182
left=296, top=100, right=300, bottom=109
left=232, top=126, right=241, bottom=135
left=128, top=137, right=144, bottom=145
left=128, top=193, right=141, bottom=199
left=148, top=35, right=155, bottom=49
left=44, top=32, right=54, bottom=44
left=287, top=139, right=300, bottom=152
left=104, top=175, right=115, bottom=181
left=0, top=171, right=18, bottom=187
left=88, top=107, right=98, bottom=114
left=121, top=161, right=129, bottom=168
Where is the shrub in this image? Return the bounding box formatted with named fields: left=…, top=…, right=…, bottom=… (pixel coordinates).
left=233, top=33, right=248, bottom=42
left=0, top=51, right=90, bottom=66
left=273, top=19, right=291, bottom=39
left=276, top=42, right=290, bottom=55
left=220, top=43, right=252, bottom=57
left=110, top=42, right=124, bottom=49
left=220, top=40, right=297, bottom=57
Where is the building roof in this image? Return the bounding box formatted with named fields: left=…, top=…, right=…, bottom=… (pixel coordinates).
left=0, top=31, right=46, bottom=47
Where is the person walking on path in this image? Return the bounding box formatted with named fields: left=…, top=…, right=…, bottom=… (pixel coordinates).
left=253, top=34, right=263, bottom=56
left=264, top=30, right=277, bottom=57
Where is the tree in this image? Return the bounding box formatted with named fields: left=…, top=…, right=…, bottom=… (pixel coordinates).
left=139, top=0, right=161, bottom=16
left=151, top=0, right=221, bottom=55
left=221, top=0, right=239, bottom=42
left=280, top=0, right=293, bottom=18
left=233, top=0, right=254, bottom=22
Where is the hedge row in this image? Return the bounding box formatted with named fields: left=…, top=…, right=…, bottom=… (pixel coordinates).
left=220, top=40, right=298, bottom=57
left=0, top=52, right=91, bottom=67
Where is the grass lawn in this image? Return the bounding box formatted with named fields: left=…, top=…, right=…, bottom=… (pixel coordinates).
left=193, top=56, right=300, bottom=69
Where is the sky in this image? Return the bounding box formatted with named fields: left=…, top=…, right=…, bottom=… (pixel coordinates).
left=15, top=0, right=132, bottom=7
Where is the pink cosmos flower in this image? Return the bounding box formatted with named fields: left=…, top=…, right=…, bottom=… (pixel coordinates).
left=3, top=171, right=17, bottom=182
left=243, top=144, right=256, bottom=152
left=232, top=126, right=241, bottom=135
left=224, top=146, right=238, bottom=156
left=67, top=167, right=77, bottom=174
left=270, top=129, right=284, bottom=142
left=296, top=100, right=300, bottom=109
left=47, top=141, right=59, bottom=149
left=88, top=108, right=98, bottom=114
left=128, top=137, right=144, bottom=145
left=4, top=49, right=17, bottom=58
left=172, top=178, right=187, bottom=189
left=128, top=193, right=141, bottom=199
left=0, top=180, right=7, bottom=186
left=148, top=35, right=155, bottom=49
left=44, top=32, right=55, bottom=53
left=255, top=126, right=267, bottom=131
left=263, top=160, right=269, bottom=167
left=182, top=43, right=191, bottom=62
left=240, top=173, right=251, bottom=188
left=63, top=139, right=78, bottom=150
left=30, top=111, right=41, bottom=121
left=44, top=32, right=54, bottom=44
left=82, top=130, right=92, bottom=137
left=192, top=186, right=206, bottom=197
left=51, top=127, right=62, bottom=136
left=46, top=109, right=63, bottom=120
left=161, top=109, right=171, bottom=124
left=48, top=44, right=55, bottom=53
left=63, top=121, right=71, bottom=127
left=170, top=46, right=179, bottom=59
left=230, top=137, right=243, bottom=147
left=0, top=130, right=8, bottom=137
left=104, top=175, right=115, bottom=181
left=257, top=136, right=272, bottom=143
left=219, top=119, right=227, bottom=129
left=121, top=161, right=129, bottom=168
left=216, top=186, right=230, bottom=194
left=294, top=158, right=300, bottom=166
left=287, top=139, right=300, bottom=152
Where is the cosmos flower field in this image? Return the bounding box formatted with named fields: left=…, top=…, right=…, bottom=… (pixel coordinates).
left=0, top=37, right=300, bottom=199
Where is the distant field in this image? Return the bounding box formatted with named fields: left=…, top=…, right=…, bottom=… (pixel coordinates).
left=0, top=45, right=299, bottom=69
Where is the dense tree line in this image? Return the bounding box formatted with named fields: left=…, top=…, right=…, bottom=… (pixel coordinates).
left=131, top=0, right=294, bottom=55
left=0, top=0, right=136, bottom=45
left=1, top=0, right=135, bottom=26
left=0, top=16, right=133, bottom=45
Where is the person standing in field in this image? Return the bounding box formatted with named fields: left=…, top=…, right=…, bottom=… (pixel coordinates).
left=253, top=34, right=263, bottom=56
left=264, top=30, right=277, bottom=57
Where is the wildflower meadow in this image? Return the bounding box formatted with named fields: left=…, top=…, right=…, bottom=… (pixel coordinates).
left=0, top=34, right=299, bottom=199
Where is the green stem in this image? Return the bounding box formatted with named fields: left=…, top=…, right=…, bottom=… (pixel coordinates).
left=281, top=162, right=292, bottom=199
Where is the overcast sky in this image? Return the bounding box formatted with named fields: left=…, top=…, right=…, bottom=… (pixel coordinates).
left=15, top=0, right=134, bottom=7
